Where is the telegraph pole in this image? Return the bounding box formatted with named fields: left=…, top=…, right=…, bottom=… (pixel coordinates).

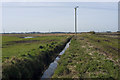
left=75, top=6, right=79, bottom=36
left=3, top=28, right=5, bottom=34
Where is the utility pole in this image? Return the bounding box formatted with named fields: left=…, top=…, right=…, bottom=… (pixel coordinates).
left=75, top=6, right=79, bottom=36
left=3, top=28, right=5, bottom=34
left=49, top=29, right=50, bottom=33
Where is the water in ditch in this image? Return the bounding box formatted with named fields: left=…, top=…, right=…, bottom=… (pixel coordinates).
left=41, top=41, right=71, bottom=80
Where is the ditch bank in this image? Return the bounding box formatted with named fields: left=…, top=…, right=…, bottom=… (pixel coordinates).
left=2, top=37, right=72, bottom=80
left=41, top=40, right=71, bottom=79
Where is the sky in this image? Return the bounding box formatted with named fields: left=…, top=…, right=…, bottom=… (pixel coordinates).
left=1, top=0, right=119, bottom=2
left=2, top=2, right=118, bottom=33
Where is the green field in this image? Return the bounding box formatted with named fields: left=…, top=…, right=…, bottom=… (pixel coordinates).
left=53, top=33, right=120, bottom=79
left=2, top=34, right=70, bottom=59
left=2, top=33, right=72, bottom=79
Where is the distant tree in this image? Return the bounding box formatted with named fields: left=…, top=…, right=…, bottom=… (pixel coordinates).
left=89, top=31, right=95, bottom=34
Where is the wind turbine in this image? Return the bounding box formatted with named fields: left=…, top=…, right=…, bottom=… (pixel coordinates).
left=74, top=6, right=79, bottom=36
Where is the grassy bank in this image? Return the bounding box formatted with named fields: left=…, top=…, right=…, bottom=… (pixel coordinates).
left=2, top=34, right=72, bottom=80
left=52, top=33, right=120, bottom=79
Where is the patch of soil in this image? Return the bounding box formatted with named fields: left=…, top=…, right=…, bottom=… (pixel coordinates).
left=107, top=45, right=119, bottom=51
left=104, top=39, right=110, bottom=42
left=4, top=39, right=56, bottom=47
left=13, top=40, right=39, bottom=43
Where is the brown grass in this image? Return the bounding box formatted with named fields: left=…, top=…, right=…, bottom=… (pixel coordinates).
left=2, top=33, right=74, bottom=37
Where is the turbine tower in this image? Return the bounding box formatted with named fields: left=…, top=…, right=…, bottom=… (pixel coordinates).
left=75, top=6, right=79, bottom=36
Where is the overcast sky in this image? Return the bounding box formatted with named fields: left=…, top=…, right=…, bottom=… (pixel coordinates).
left=2, top=2, right=118, bottom=33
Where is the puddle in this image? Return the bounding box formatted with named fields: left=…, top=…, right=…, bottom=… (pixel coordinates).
left=41, top=41, right=71, bottom=80
left=24, top=36, right=34, bottom=38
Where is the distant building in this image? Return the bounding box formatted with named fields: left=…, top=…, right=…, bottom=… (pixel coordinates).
left=117, top=31, right=120, bottom=33
left=106, top=31, right=111, bottom=33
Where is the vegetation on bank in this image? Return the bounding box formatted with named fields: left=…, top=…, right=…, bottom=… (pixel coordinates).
left=52, top=33, right=120, bottom=79
left=2, top=34, right=72, bottom=80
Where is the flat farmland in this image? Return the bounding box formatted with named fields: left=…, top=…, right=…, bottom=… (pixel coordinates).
left=2, top=33, right=72, bottom=58
left=2, top=33, right=120, bottom=79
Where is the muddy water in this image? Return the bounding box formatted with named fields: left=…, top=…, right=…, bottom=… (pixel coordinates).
left=41, top=41, right=71, bottom=80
